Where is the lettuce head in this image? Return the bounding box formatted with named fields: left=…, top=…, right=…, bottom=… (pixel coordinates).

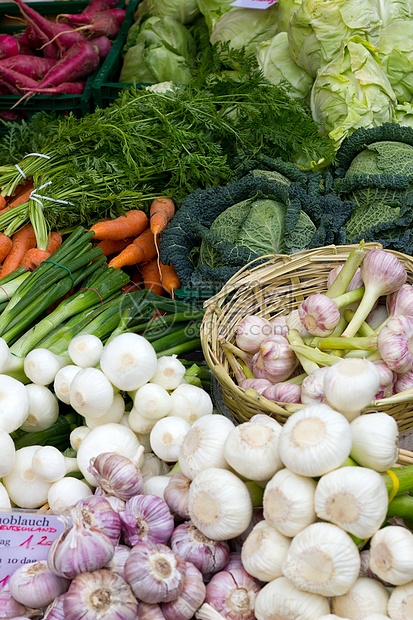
left=376, top=0, right=413, bottom=27
left=276, top=0, right=302, bottom=33
left=135, top=0, right=199, bottom=24
left=311, top=38, right=397, bottom=147
left=255, top=32, right=313, bottom=101
left=196, top=0, right=237, bottom=32
left=378, top=20, right=413, bottom=104
left=209, top=6, right=279, bottom=56
left=288, top=0, right=381, bottom=77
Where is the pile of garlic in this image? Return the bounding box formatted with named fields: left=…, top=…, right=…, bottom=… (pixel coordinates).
left=229, top=245, right=413, bottom=415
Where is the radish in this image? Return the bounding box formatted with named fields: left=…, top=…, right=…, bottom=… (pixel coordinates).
left=0, top=110, right=24, bottom=121
left=89, top=36, right=112, bottom=59
left=23, top=26, right=43, bottom=51
left=0, top=56, right=56, bottom=80
left=16, top=31, right=36, bottom=56
left=0, top=35, right=19, bottom=60
left=83, top=0, right=119, bottom=14
left=60, top=8, right=126, bottom=26
left=0, top=67, right=39, bottom=94
left=28, top=80, right=86, bottom=95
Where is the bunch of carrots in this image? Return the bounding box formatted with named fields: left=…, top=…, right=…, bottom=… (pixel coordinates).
left=90, top=197, right=181, bottom=298
left=0, top=182, right=62, bottom=278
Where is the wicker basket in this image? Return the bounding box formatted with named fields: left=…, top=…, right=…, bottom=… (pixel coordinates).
left=201, top=243, right=413, bottom=433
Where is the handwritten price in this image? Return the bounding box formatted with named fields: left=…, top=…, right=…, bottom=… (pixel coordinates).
left=19, top=534, right=53, bottom=549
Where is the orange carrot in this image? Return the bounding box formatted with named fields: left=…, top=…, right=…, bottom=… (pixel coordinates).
left=1, top=223, right=36, bottom=278
left=90, top=210, right=148, bottom=241
left=20, top=231, right=63, bottom=271
left=21, top=248, right=50, bottom=271
left=0, top=233, right=12, bottom=263
left=108, top=228, right=157, bottom=270
left=2, top=182, right=34, bottom=212
left=0, top=196, right=6, bottom=210
left=96, top=237, right=135, bottom=257
left=160, top=262, right=181, bottom=298
left=46, top=231, right=63, bottom=254
left=150, top=197, right=175, bottom=240
left=140, top=258, right=164, bottom=296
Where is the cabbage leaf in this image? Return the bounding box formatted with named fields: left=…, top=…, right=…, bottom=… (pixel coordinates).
left=209, top=7, right=279, bottom=56
left=378, top=20, right=413, bottom=104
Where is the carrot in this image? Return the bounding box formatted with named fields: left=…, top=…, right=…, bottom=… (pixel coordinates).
left=160, top=262, right=181, bottom=298
left=150, top=197, right=175, bottom=240
left=90, top=210, right=148, bottom=241
left=96, top=237, right=134, bottom=256
left=108, top=228, right=157, bottom=270
left=0, top=196, right=6, bottom=210
left=0, top=233, right=12, bottom=263
left=21, top=248, right=50, bottom=271
left=140, top=258, right=164, bottom=296
left=1, top=223, right=36, bottom=278
left=46, top=231, right=63, bottom=254
left=0, top=181, right=34, bottom=215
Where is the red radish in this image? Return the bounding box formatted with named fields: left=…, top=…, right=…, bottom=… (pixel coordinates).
left=28, top=80, right=86, bottom=95
left=16, top=31, right=36, bottom=56
left=0, top=56, right=56, bottom=80
left=23, top=26, right=43, bottom=50
left=0, top=110, right=24, bottom=121
left=89, top=36, right=112, bottom=59
left=0, top=35, right=19, bottom=60
left=57, top=0, right=119, bottom=20
left=60, top=8, right=126, bottom=26
left=0, top=67, right=39, bottom=93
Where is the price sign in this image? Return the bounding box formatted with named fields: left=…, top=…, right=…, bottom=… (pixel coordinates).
left=230, top=0, right=277, bottom=8
left=0, top=511, right=67, bottom=588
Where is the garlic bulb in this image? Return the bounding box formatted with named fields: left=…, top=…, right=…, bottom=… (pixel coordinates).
left=133, top=382, right=172, bottom=420
left=150, top=416, right=191, bottom=462
left=388, top=581, right=413, bottom=620
left=250, top=413, right=282, bottom=432
left=188, top=468, right=253, bottom=541
left=327, top=265, right=363, bottom=292
left=262, top=382, right=302, bottom=403
left=278, top=404, right=352, bottom=477
left=373, top=361, right=395, bottom=399
left=236, top=315, right=273, bottom=353
left=178, top=415, right=234, bottom=480
left=241, top=520, right=291, bottom=582
left=378, top=315, right=413, bottom=374
left=331, top=577, right=390, bottom=619
left=286, top=309, right=312, bottom=337
left=252, top=335, right=298, bottom=382
left=140, top=452, right=171, bottom=482
left=164, top=473, right=191, bottom=519
left=205, top=568, right=260, bottom=620
left=171, top=521, right=230, bottom=577
left=263, top=468, right=317, bottom=537
left=47, top=511, right=115, bottom=579
left=323, top=358, right=381, bottom=420
left=119, top=494, right=174, bottom=546
left=254, top=576, right=330, bottom=620
left=136, top=601, right=165, bottom=620
left=169, top=383, right=213, bottom=424
left=74, top=495, right=122, bottom=545
left=387, top=283, right=413, bottom=318
left=161, top=561, right=207, bottom=620
left=395, top=369, right=413, bottom=393
left=0, top=590, right=28, bottom=619
left=104, top=544, right=131, bottom=580
left=298, top=293, right=341, bottom=337
left=150, top=355, right=186, bottom=390
left=124, top=540, right=186, bottom=603
left=143, top=474, right=170, bottom=499
left=43, top=592, right=67, bottom=619
left=300, top=366, right=329, bottom=404
left=369, top=526, right=413, bottom=586
left=63, top=569, right=138, bottom=620
left=350, top=412, right=399, bottom=471
left=319, top=617, right=352, bottom=620
left=282, top=522, right=360, bottom=597
left=314, top=466, right=389, bottom=539
left=9, top=560, right=70, bottom=609
left=223, top=421, right=282, bottom=482
left=240, top=378, right=273, bottom=394
left=89, top=450, right=144, bottom=500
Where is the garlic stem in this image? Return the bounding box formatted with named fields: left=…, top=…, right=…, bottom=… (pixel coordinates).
left=382, top=464, right=413, bottom=497
left=287, top=329, right=319, bottom=375
left=311, top=335, right=378, bottom=351
left=326, top=242, right=365, bottom=299
left=343, top=309, right=376, bottom=336
left=387, top=495, right=413, bottom=529
left=289, top=344, right=342, bottom=366
left=342, top=249, right=407, bottom=338
left=222, top=347, right=247, bottom=384
left=221, top=340, right=252, bottom=364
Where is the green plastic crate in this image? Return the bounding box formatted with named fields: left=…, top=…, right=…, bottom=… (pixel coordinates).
left=0, top=1, right=124, bottom=133
left=91, top=0, right=140, bottom=109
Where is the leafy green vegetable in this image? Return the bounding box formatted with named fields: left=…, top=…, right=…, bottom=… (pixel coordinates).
left=120, top=16, right=196, bottom=84
left=288, top=0, right=381, bottom=77
left=255, top=32, right=313, bottom=101
left=160, top=170, right=351, bottom=288
left=311, top=38, right=397, bottom=147
left=135, top=0, right=200, bottom=24
left=276, top=0, right=302, bottom=33
left=376, top=0, right=413, bottom=27
left=378, top=19, right=413, bottom=104
left=332, top=124, right=413, bottom=247
left=209, top=7, right=279, bottom=57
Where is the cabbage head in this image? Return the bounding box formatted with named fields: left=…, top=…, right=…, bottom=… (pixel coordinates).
left=396, top=103, right=413, bottom=127
left=378, top=20, right=413, bottom=104
left=376, top=0, right=413, bottom=27
left=255, top=32, right=313, bottom=101
left=195, top=0, right=239, bottom=33
left=276, top=0, right=302, bottom=33
left=199, top=196, right=317, bottom=270
left=311, top=39, right=397, bottom=147
left=120, top=16, right=196, bottom=84
left=288, top=0, right=381, bottom=77
left=135, top=0, right=199, bottom=24
left=209, top=6, right=279, bottom=56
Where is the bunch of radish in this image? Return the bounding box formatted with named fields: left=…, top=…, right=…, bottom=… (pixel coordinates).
left=0, top=0, right=126, bottom=102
